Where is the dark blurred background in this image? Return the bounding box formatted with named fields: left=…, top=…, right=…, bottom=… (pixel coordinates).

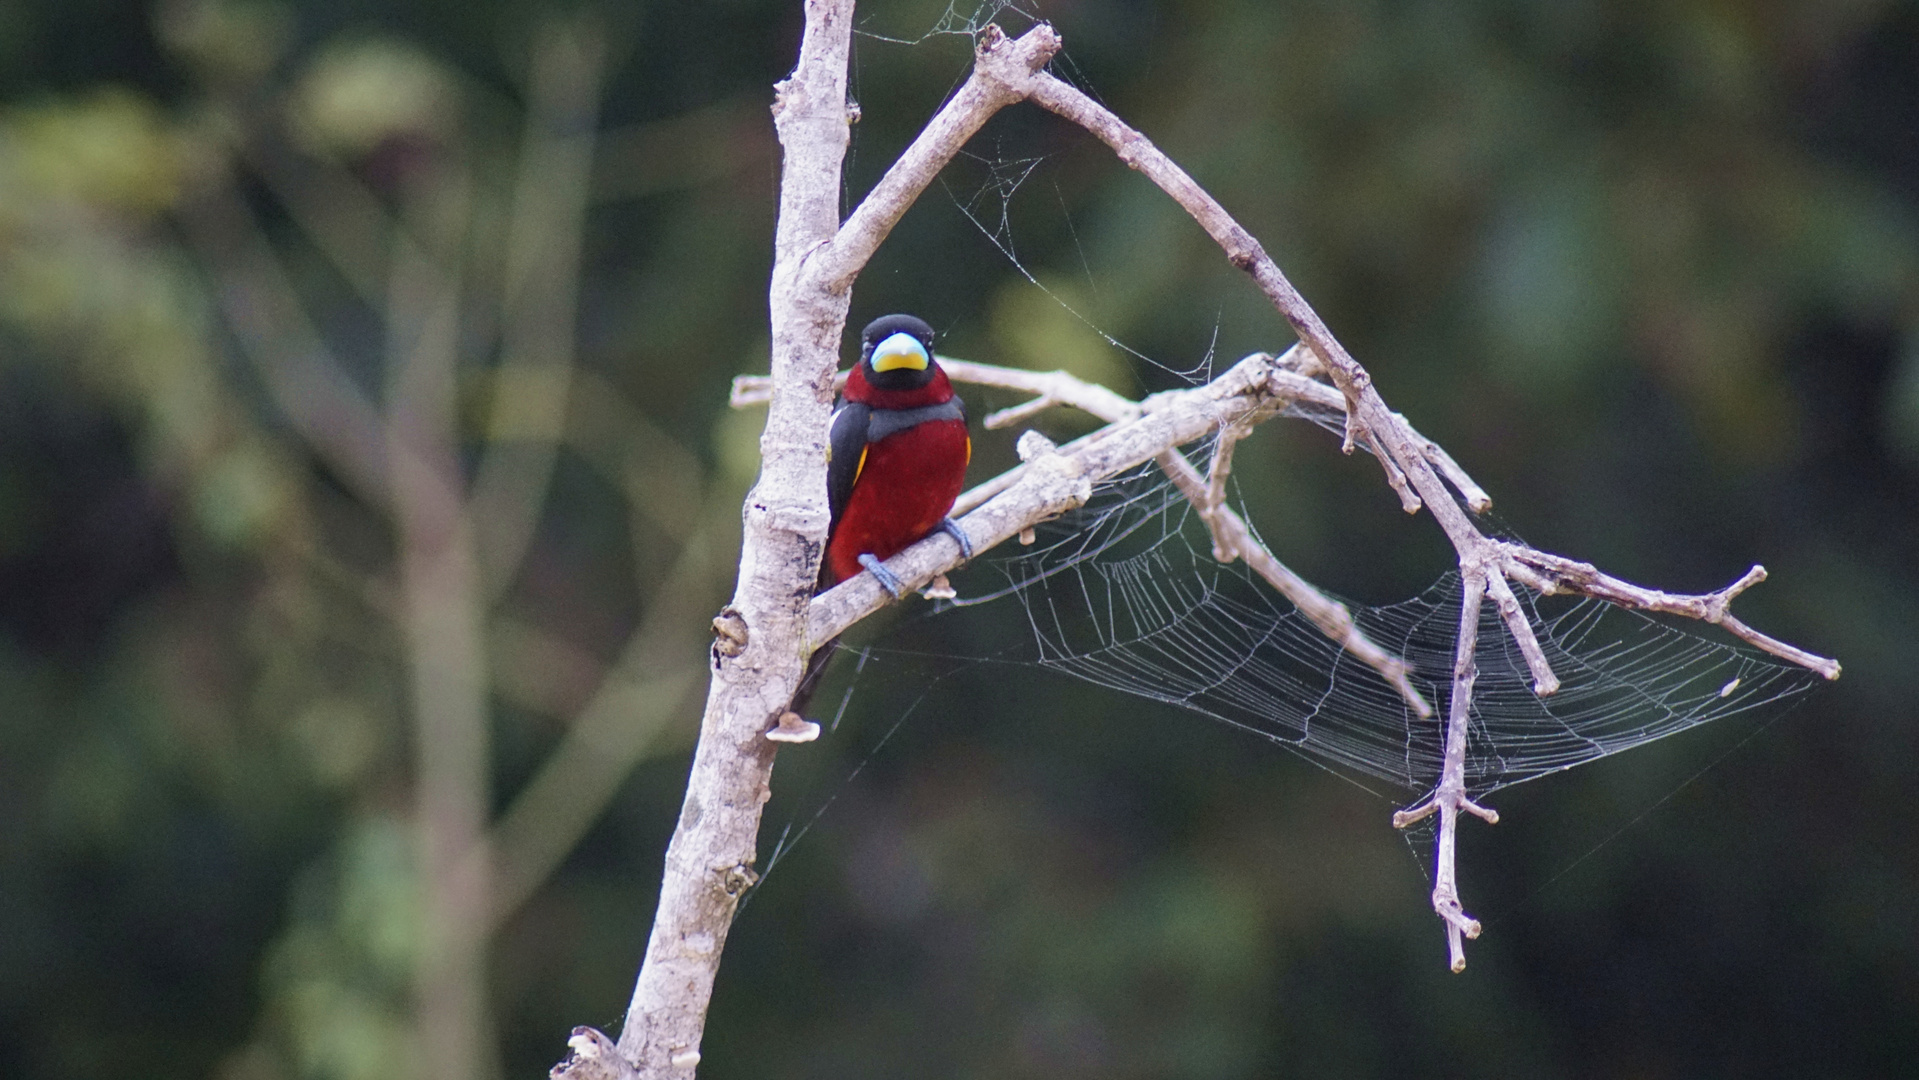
left=1, top=1, right=1914, bottom=1077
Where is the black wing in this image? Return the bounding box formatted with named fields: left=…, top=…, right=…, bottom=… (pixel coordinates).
left=826, top=401, right=871, bottom=532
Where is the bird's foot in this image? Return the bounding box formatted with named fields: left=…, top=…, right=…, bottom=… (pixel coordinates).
left=858, top=553, right=906, bottom=598
left=938, top=517, right=973, bottom=560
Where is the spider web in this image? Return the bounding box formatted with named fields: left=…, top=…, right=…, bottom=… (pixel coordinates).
left=835, top=1, right=1824, bottom=804
left=966, top=463, right=1824, bottom=800
left=853, top=0, right=1042, bottom=46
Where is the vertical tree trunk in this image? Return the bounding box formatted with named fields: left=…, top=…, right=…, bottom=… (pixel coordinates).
left=611, top=2, right=857, bottom=1073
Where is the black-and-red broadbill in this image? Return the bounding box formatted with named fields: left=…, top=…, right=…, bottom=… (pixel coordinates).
left=822, top=313, right=973, bottom=594
left=786, top=315, right=972, bottom=726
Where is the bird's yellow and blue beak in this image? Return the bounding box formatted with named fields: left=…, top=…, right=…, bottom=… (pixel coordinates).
left=869, top=331, right=931, bottom=373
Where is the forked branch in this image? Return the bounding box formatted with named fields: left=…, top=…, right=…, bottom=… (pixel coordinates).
left=560, top=10, right=1841, bottom=1077
left=1005, top=37, right=1839, bottom=969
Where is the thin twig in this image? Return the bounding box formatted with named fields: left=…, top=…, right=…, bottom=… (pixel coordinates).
left=982, top=392, right=1059, bottom=429
left=811, top=24, right=1063, bottom=292
left=1485, top=571, right=1560, bottom=696
left=939, top=356, right=1143, bottom=423
left=1201, top=420, right=1253, bottom=547
left=1408, top=419, right=1492, bottom=514
left=1153, top=448, right=1434, bottom=717
left=1391, top=569, right=1499, bottom=972
left=1021, top=70, right=1384, bottom=461
left=1498, top=548, right=1841, bottom=679
left=738, top=357, right=1488, bottom=521
left=1368, top=431, right=1423, bottom=513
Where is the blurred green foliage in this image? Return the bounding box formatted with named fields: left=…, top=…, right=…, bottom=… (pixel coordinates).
left=0, top=1, right=1915, bottom=1079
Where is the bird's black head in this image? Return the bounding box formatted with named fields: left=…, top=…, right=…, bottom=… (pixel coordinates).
left=858, top=314, right=939, bottom=390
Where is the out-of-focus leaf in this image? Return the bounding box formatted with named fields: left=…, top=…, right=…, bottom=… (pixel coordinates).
left=289, top=38, right=458, bottom=161
left=5, top=88, right=184, bottom=215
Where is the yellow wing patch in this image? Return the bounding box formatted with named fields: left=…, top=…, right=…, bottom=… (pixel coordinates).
left=854, top=445, right=868, bottom=484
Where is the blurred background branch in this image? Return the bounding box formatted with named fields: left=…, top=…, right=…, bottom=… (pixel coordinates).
left=0, top=2, right=760, bottom=1076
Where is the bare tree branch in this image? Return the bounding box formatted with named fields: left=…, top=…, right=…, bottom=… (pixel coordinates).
left=1151, top=448, right=1433, bottom=717
left=565, top=13, right=1844, bottom=1074
left=592, top=2, right=863, bottom=1075
left=743, top=353, right=1435, bottom=715
left=998, top=53, right=1841, bottom=968
left=1498, top=549, right=1841, bottom=679
left=1390, top=569, right=1502, bottom=972
left=812, top=24, right=1063, bottom=292
left=804, top=354, right=1277, bottom=644
left=943, top=354, right=1430, bottom=714
left=1018, top=71, right=1382, bottom=455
